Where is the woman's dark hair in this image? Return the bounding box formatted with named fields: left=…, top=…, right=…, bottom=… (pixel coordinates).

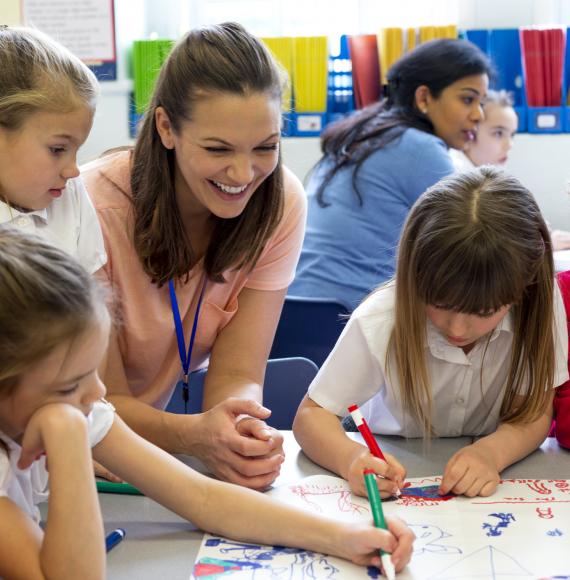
left=316, top=38, right=492, bottom=206
left=131, top=22, right=285, bottom=286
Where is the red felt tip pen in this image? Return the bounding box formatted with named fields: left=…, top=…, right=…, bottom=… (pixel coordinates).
left=348, top=404, right=387, bottom=461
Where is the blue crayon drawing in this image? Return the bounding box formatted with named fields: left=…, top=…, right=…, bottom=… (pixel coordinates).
left=196, top=538, right=340, bottom=579
left=546, top=528, right=564, bottom=536
left=482, top=513, right=516, bottom=537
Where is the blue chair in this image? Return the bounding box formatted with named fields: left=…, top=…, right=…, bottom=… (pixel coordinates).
left=165, top=357, right=319, bottom=429
left=269, top=295, right=351, bottom=367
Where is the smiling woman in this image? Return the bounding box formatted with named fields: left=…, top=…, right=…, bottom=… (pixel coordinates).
left=81, top=22, right=307, bottom=490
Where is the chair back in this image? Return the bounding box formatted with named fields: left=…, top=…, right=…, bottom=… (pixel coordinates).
left=165, top=357, right=319, bottom=430
left=269, top=295, right=351, bottom=367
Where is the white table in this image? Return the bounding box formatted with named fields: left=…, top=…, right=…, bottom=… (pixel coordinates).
left=42, top=432, right=570, bottom=580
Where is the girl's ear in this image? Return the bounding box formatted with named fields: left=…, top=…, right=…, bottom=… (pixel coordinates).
left=414, top=85, right=431, bottom=115
left=155, top=107, right=176, bottom=150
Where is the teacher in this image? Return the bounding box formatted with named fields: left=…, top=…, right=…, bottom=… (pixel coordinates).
left=82, top=23, right=306, bottom=489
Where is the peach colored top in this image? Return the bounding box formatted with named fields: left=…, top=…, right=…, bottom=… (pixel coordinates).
left=82, top=151, right=306, bottom=409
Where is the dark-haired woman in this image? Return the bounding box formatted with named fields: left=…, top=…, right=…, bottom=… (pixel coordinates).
left=290, top=38, right=492, bottom=309
left=82, top=23, right=306, bottom=490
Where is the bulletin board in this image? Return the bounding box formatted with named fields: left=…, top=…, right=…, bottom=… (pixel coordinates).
left=22, top=0, right=117, bottom=80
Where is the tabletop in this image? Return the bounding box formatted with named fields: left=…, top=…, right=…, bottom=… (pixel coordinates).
left=45, top=432, right=570, bottom=580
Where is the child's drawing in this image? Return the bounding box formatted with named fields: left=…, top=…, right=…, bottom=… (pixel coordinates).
left=191, top=476, right=570, bottom=579
left=429, top=545, right=533, bottom=579
left=408, top=523, right=462, bottom=556
left=482, top=513, right=516, bottom=537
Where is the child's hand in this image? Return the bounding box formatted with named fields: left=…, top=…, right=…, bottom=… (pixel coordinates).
left=18, top=404, right=88, bottom=470
left=440, top=445, right=500, bottom=497
left=339, top=516, right=415, bottom=571
left=347, top=447, right=406, bottom=498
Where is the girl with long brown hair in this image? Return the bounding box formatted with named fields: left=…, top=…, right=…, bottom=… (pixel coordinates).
left=294, top=166, right=568, bottom=499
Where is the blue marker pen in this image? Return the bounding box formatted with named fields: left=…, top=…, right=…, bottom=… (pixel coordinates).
left=105, top=528, right=126, bottom=553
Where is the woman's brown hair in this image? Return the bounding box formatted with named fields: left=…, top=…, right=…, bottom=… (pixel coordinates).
left=389, top=166, right=555, bottom=436
left=131, top=22, right=286, bottom=286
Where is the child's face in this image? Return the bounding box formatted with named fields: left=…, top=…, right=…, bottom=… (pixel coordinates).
left=155, top=91, right=281, bottom=223
left=0, top=106, right=93, bottom=211
left=425, top=304, right=511, bottom=350
left=422, top=73, right=489, bottom=150
left=465, top=103, right=518, bottom=166
left=0, top=314, right=109, bottom=442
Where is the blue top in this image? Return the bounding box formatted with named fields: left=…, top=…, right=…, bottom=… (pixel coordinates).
left=289, top=127, right=454, bottom=309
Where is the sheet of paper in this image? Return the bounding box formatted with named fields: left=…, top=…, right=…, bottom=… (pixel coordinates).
left=191, top=475, right=570, bottom=579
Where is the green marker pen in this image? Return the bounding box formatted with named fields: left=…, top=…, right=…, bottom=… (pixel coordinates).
left=364, top=468, right=396, bottom=580
left=96, top=480, right=143, bottom=495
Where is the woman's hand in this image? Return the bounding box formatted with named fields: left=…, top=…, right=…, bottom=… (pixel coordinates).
left=188, top=397, right=285, bottom=490
left=440, top=444, right=500, bottom=497
left=346, top=446, right=406, bottom=499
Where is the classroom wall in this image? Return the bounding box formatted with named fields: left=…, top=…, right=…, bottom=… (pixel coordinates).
left=3, top=0, right=570, bottom=227
left=280, top=136, right=570, bottom=230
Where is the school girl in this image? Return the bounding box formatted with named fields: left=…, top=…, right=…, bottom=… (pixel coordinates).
left=294, top=167, right=568, bottom=499
left=0, top=227, right=414, bottom=579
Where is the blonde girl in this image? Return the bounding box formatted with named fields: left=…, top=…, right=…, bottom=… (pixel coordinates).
left=0, top=227, right=414, bottom=579
left=294, top=166, right=568, bottom=499
left=0, top=26, right=105, bottom=275
left=451, top=89, right=518, bottom=170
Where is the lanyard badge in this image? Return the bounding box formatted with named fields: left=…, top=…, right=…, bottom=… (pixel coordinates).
left=169, top=275, right=207, bottom=413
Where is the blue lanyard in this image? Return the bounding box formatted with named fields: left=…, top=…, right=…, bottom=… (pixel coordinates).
left=168, top=275, right=207, bottom=412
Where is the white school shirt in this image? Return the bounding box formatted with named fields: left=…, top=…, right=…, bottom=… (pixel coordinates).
left=449, top=148, right=476, bottom=173
left=0, top=400, right=115, bottom=523
left=0, top=176, right=106, bottom=274
left=308, top=283, right=569, bottom=438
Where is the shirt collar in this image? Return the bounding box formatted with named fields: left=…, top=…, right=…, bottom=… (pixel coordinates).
left=0, top=199, right=48, bottom=224
left=426, top=310, right=514, bottom=363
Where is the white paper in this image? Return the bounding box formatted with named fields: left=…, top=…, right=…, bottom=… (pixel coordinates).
left=191, top=475, right=570, bottom=579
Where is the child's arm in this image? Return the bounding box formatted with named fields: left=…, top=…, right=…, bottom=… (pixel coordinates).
left=93, top=415, right=414, bottom=571
left=293, top=395, right=405, bottom=498
left=440, top=391, right=554, bottom=497
left=0, top=404, right=105, bottom=580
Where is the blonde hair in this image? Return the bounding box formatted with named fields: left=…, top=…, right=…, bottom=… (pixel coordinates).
left=388, top=166, right=554, bottom=436
left=0, top=26, right=98, bottom=132
left=484, top=89, right=515, bottom=109
left=0, top=227, right=106, bottom=396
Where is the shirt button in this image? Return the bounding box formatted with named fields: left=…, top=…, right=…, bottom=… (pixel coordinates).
left=456, top=397, right=465, bottom=405
left=15, top=216, right=30, bottom=227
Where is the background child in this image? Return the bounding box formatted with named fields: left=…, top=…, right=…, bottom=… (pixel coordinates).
left=450, top=89, right=518, bottom=171
left=0, top=26, right=105, bottom=275
left=0, top=227, right=414, bottom=579
left=553, top=270, right=570, bottom=449
left=293, top=166, right=568, bottom=500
